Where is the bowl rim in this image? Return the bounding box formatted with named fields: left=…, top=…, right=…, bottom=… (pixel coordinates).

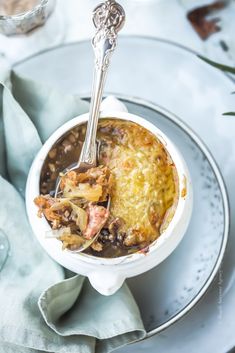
left=26, top=110, right=191, bottom=266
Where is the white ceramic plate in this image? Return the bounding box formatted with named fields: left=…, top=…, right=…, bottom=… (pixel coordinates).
left=14, top=37, right=235, bottom=352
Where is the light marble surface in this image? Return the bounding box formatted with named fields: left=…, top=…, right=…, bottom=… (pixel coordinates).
left=1, top=1, right=235, bottom=352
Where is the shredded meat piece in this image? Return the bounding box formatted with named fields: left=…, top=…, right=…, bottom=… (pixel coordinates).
left=187, top=1, right=226, bottom=40
left=139, top=246, right=150, bottom=255
left=84, top=204, right=109, bottom=240
left=91, top=241, right=103, bottom=252
left=34, top=166, right=112, bottom=251
left=34, top=195, right=56, bottom=218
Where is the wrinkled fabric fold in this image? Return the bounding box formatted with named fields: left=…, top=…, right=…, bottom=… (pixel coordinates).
left=0, top=71, right=146, bottom=353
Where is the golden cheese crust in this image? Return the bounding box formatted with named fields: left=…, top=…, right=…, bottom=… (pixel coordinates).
left=98, top=119, right=179, bottom=247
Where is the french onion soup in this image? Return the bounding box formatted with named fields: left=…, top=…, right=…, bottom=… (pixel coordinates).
left=34, top=119, right=179, bottom=258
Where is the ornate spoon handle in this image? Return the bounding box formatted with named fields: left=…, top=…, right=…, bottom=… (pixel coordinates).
left=79, top=1, right=125, bottom=168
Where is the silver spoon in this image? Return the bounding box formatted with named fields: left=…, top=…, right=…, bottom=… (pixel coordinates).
left=55, top=1, right=125, bottom=252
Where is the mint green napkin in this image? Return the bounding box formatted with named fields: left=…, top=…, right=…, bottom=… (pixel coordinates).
left=0, top=71, right=146, bottom=353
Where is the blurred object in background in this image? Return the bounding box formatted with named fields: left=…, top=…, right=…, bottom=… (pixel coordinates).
left=0, top=0, right=56, bottom=35
left=0, top=0, right=65, bottom=63
left=179, top=0, right=235, bottom=65
left=187, top=0, right=228, bottom=40
left=0, top=0, right=234, bottom=65
left=0, top=0, right=39, bottom=15
left=179, top=0, right=226, bottom=7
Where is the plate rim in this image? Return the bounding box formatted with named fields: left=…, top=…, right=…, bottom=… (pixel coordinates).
left=12, top=36, right=230, bottom=339
left=12, top=34, right=235, bottom=86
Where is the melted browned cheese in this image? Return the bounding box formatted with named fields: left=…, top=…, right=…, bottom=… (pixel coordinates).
left=98, top=120, right=178, bottom=246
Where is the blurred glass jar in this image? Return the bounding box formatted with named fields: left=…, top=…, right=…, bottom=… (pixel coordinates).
left=0, top=0, right=56, bottom=35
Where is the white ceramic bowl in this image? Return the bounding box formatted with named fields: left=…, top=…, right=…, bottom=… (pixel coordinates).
left=26, top=99, right=193, bottom=296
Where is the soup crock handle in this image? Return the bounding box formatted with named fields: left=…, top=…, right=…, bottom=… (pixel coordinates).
left=88, top=271, right=125, bottom=296
left=101, top=96, right=128, bottom=113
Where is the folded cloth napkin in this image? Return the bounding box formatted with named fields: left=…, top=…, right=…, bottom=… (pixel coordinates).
left=0, top=71, right=146, bottom=353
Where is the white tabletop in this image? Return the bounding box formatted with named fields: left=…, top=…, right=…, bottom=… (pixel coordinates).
left=1, top=1, right=234, bottom=352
